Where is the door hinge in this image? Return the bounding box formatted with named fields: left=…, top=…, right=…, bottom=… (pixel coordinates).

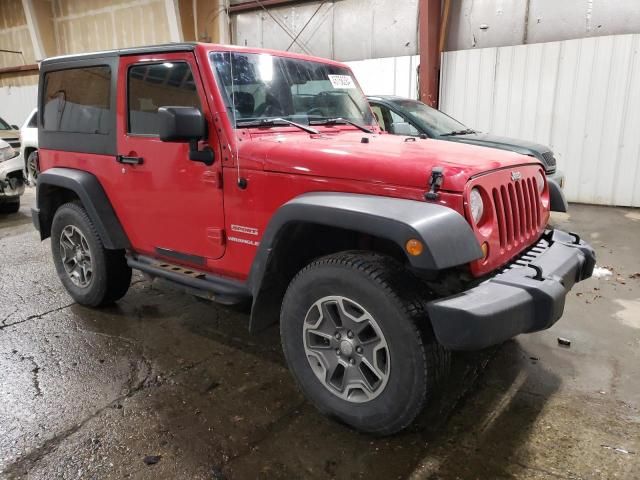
left=202, top=170, right=222, bottom=188
left=207, top=228, right=226, bottom=246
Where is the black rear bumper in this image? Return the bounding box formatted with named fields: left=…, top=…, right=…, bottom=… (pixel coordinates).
left=427, top=229, right=595, bottom=351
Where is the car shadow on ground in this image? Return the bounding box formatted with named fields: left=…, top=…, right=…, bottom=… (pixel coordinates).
left=142, top=285, right=562, bottom=478
left=6, top=280, right=561, bottom=479
left=0, top=209, right=32, bottom=230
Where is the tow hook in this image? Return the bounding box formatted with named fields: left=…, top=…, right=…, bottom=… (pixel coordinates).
left=425, top=166, right=444, bottom=201
left=528, top=263, right=545, bottom=281
left=569, top=232, right=581, bottom=245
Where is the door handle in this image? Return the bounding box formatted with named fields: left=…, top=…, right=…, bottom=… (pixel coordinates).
left=117, top=155, right=144, bottom=165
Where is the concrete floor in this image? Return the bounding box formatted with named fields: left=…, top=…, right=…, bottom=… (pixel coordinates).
left=1, top=188, right=638, bottom=479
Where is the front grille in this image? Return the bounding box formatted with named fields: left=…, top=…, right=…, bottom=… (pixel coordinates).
left=491, top=175, right=543, bottom=250
left=541, top=151, right=556, bottom=171
left=4, top=138, right=20, bottom=149
left=501, top=235, right=550, bottom=273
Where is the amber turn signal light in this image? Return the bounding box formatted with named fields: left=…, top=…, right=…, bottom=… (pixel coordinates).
left=481, top=242, right=489, bottom=259
left=405, top=239, right=424, bottom=256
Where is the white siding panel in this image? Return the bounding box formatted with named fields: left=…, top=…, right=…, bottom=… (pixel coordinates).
left=346, top=55, right=419, bottom=97
left=441, top=33, right=640, bottom=207
left=0, top=84, right=38, bottom=126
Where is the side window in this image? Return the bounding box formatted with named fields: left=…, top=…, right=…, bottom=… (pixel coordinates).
left=43, top=66, right=111, bottom=134
left=370, top=105, right=387, bottom=131
left=27, top=111, right=37, bottom=128
left=389, top=110, right=420, bottom=136
left=128, top=62, right=201, bottom=135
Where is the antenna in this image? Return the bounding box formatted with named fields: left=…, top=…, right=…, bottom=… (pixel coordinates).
left=228, top=52, right=244, bottom=188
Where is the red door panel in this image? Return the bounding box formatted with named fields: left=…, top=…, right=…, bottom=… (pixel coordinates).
left=112, top=52, right=225, bottom=264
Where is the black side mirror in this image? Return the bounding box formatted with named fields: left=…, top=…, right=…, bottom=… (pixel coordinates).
left=158, top=106, right=214, bottom=166
left=11, top=124, right=18, bottom=130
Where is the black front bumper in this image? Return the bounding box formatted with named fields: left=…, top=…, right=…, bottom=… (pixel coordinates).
left=427, top=229, right=595, bottom=351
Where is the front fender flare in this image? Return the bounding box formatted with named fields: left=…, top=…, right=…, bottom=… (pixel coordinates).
left=548, top=179, right=568, bottom=212
left=247, top=193, right=482, bottom=331
left=250, top=192, right=482, bottom=291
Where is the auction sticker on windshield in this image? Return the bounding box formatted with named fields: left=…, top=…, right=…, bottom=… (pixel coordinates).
left=328, top=74, right=356, bottom=89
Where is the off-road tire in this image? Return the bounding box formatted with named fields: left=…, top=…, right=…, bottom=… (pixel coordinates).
left=0, top=196, right=20, bottom=214
left=280, top=251, right=450, bottom=435
left=51, top=202, right=131, bottom=306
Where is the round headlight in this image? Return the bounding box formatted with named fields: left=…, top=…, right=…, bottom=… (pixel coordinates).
left=469, top=188, right=484, bottom=224
left=536, top=171, right=545, bottom=194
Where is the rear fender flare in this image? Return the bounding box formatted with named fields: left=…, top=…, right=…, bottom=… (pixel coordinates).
left=35, top=167, right=129, bottom=249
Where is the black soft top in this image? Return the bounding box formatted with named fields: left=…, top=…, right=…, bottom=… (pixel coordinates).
left=38, top=43, right=198, bottom=156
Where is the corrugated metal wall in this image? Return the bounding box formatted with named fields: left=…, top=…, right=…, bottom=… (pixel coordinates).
left=52, top=0, right=177, bottom=54
left=0, top=0, right=181, bottom=125
left=231, top=0, right=419, bottom=62
left=346, top=55, right=419, bottom=98
left=0, top=0, right=37, bottom=88
left=440, top=34, right=640, bottom=207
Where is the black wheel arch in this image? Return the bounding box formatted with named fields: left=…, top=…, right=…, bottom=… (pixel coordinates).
left=34, top=167, right=129, bottom=250
left=247, top=192, right=482, bottom=332
left=548, top=178, right=568, bottom=212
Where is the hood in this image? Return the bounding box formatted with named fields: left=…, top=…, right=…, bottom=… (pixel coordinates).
left=239, top=130, right=540, bottom=193
left=0, top=130, right=19, bottom=140
left=441, top=132, right=553, bottom=164
left=0, top=130, right=20, bottom=149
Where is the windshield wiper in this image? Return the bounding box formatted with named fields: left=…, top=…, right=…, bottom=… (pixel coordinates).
left=235, top=117, right=319, bottom=134
left=440, top=128, right=476, bottom=137
left=309, top=117, right=373, bottom=134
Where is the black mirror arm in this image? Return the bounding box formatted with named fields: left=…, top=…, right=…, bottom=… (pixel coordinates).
left=189, top=139, right=214, bottom=166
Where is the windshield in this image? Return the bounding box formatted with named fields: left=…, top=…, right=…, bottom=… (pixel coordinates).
left=392, top=99, right=467, bottom=136
left=210, top=52, right=374, bottom=128
left=0, top=116, right=12, bottom=130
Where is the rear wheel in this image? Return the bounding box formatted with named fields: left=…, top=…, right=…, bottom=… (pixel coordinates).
left=0, top=196, right=20, bottom=214
left=26, top=150, right=39, bottom=185
left=280, top=252, right=450, bottom=435
left=51, top=202, right=131, bottom=306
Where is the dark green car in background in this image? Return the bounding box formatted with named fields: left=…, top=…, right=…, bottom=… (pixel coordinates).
left=367, top=95, right=565, bottom=190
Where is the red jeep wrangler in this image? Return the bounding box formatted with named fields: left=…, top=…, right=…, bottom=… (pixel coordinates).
left=33, top=43, right=594, bottom=434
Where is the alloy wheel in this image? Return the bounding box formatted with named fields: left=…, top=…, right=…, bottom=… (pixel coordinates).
left=303, top=295, right=390, bottom=403
left=59, top=225, right=93, bottom=287
left=27, top=153, right=38, bottom=184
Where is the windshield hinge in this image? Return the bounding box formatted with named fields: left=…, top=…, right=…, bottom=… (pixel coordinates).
left=425, top=166, right=444, bottom=201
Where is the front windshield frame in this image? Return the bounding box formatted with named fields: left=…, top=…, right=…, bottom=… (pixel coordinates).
left=209, top=51, right=374, bottom=129
left=0, top=116, right=12, bottom=130
left=392, top=99, right=468, bottom=136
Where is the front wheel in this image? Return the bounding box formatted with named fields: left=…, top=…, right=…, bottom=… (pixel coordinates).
left=280, top=252, right=450, bottom=435
left=51, top=202, right=131, bottom=306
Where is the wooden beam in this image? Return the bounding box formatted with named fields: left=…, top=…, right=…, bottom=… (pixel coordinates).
left=229, top=0, right=307, bottom=14
left=194, top=0, right=230, bottom=43
left=165, top=0, right=183, bottom=42
left=439, top=0, right=451, bottom=53
left=418, top=0, right=441, bottom=107
left=0, top=64, right=39, bottom=75
left=21, top=0, right=56, bottom=59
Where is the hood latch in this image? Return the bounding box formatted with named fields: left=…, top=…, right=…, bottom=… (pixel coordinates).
left=425, top=166, right=444, bottom=200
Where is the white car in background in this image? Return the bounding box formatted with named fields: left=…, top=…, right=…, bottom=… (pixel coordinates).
left=20, top=108, right=39, bottom=184
left=0, top=138, right=25, bottom=213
